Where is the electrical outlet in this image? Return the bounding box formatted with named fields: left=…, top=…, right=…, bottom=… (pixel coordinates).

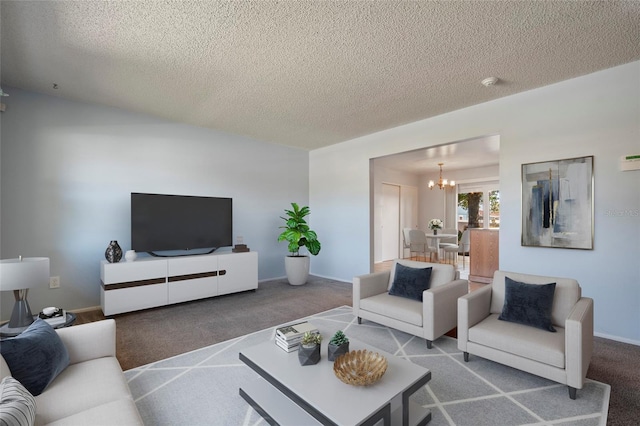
left=49, top=276, right=60, bottom=289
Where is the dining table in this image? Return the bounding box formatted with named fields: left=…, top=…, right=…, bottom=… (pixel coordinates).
left=425, top=233, right=458, bottom=262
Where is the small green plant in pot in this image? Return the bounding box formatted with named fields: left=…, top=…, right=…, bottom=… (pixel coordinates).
left=278, top=203, right=321, bottom=285
left=298, top=332, right=322, bottom=366
left=328, top=330, right=350, bottom=361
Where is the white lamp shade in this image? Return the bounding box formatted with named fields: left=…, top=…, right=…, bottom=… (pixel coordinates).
left=0, top=257, right=50, bottom=291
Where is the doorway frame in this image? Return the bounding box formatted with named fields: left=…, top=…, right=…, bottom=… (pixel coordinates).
left=369, top=134, right=500, bottom=272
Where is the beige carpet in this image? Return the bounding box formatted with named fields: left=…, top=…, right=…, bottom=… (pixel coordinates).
left=587, top=336, right=640, bottom=426
left=111, top=276, right=352, bottom=370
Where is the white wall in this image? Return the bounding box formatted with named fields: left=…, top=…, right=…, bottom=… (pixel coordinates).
left=1, top=88, right=309, bottom=318
left=310, top=61, right=640, bottom=344
left=418, top=176, right=447, bottom=231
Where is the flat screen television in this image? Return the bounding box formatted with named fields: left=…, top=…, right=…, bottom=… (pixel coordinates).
left=131, top=193, right=232, bottom=255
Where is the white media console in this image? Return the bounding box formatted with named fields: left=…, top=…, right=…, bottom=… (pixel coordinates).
left=100, top=250, right=258, bottom=316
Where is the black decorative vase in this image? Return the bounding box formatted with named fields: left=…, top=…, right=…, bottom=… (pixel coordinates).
left=298, top=344, right=321, bottom=366
left=328, top=342, right=349, bottom=361
left=433, top=229, right=438, bottom=235
left=105, top=240, right=123, bottom=263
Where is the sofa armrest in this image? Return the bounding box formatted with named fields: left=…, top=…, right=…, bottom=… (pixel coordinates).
left=457, top=284, right=492, bottom=351
left=56, top=319, right=116, bottom=365
left=565, top=297, right=594, bottom=389
left=353, top=271, right=390, bottom=315
left=353, top=271, right=390, bottom=300
left=423, top=279, right=468, bottom=341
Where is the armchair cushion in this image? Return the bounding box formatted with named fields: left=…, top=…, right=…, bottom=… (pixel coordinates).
left=360, top=293, right=423, bottom=326
left=0, top=319, right=70, bottom=396
left=498, top=277, right=557, bottom=332
left=469, top=314, right=565, bottom=368
left=388, top=264, right=432, bottom=302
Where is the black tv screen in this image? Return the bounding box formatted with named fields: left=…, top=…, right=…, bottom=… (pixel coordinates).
left=131, top=193, right=232, bottom=253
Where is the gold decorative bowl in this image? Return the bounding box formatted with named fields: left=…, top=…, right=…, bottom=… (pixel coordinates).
left=333, top=349, right=388, bottom=386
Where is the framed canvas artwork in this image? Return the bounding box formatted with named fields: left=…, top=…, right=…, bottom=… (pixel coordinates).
left=521, top=156, right=594, bottom=249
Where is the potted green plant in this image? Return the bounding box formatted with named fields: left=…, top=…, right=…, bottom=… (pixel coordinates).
left=277, top=203, right=321, bottom=285
left=327, top=330, right=350, bottom=361
left=298, top=331, right=322, bottom=366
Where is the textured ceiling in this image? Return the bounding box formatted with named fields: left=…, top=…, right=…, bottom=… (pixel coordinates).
left=1, top=1, right=639, bottom=151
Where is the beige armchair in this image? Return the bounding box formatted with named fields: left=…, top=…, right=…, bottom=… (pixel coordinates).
left=353, top=259, right=468, bottom=348
left=457, top=270, right=594, bottom=399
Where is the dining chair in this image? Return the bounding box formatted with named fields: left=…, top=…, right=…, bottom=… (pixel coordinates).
left=408, top=230, right=437, bottom=262
left=458, top=229, right=471, bottom=268
left=441, top=242, right=459, bottom=265
left=438, top=228, right=458, bottom=246
left=438, top=228, right=459, bottom=264
left=402, top=228, right=412, bottom=259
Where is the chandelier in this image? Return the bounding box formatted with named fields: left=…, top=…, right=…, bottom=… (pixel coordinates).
left=428, top=163, right=455, bottom=190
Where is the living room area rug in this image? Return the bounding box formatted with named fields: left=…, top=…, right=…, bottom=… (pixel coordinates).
left=125, top=306, right=609, bottom=425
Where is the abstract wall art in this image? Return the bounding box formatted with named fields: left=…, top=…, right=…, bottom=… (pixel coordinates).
left=521, top=156, right=594, bottom=249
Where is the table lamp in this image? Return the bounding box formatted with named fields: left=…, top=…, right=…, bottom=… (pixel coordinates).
left=0, top=256, right=50, bottom=332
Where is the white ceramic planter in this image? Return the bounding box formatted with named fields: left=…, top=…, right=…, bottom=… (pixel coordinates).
left=284, top=255, right=310, bottom=285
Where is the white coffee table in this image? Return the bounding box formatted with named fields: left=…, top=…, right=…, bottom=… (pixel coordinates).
left=239, top=338, right=431, bottom=425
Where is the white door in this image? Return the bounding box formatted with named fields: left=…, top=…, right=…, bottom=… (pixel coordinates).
left=381, top=184, right=400, bottom=261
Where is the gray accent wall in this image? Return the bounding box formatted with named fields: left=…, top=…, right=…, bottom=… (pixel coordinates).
left=309, top=61, right=640, bottom=344
left=1, top=88, right=308, bottom=318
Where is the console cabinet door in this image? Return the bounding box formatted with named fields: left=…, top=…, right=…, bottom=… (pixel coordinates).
left=101, top=258, right=166, bottom=283
left=100, top=259, right=168, bottom=316
left=217, top=251, right=258, bottom=295
left=167, top=255, right=218, bottom=304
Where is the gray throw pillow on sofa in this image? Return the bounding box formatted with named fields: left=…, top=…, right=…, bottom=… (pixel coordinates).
left=0, top=376, right=36, bottom=426
left=388, top=264, right=432, bottom=302
left=499, top=277, right=557, bottom=332
left=0, top=319, right=70, bottom=396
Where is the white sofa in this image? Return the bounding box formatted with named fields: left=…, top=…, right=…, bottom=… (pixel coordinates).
left=457, top=270, right=594, bottom=399
left=0, top=319, right=143, bottom=425
left=353, top=259, right=468, bottom=348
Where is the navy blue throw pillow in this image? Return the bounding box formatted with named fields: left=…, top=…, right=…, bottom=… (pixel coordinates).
left=0, top=319, right=70, bottom=396
left=498, top=277, right=557, bottom=332
left=388, top=264, right=432, bottom=302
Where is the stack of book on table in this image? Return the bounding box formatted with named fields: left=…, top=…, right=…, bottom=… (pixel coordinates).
left=38, top=309, right=66, bottom=326
left=275, top=321, right=319, bottom=352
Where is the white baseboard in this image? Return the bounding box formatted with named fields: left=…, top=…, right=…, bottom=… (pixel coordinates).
left=307, top=273, right=351, bottom=284
left=260, top=275, right=351, bottom=284
left=259, top=276, right=287, bottom=283
left=594, top=331, right=640, bottom=346
left=67, top=306, right=102, bottom=314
